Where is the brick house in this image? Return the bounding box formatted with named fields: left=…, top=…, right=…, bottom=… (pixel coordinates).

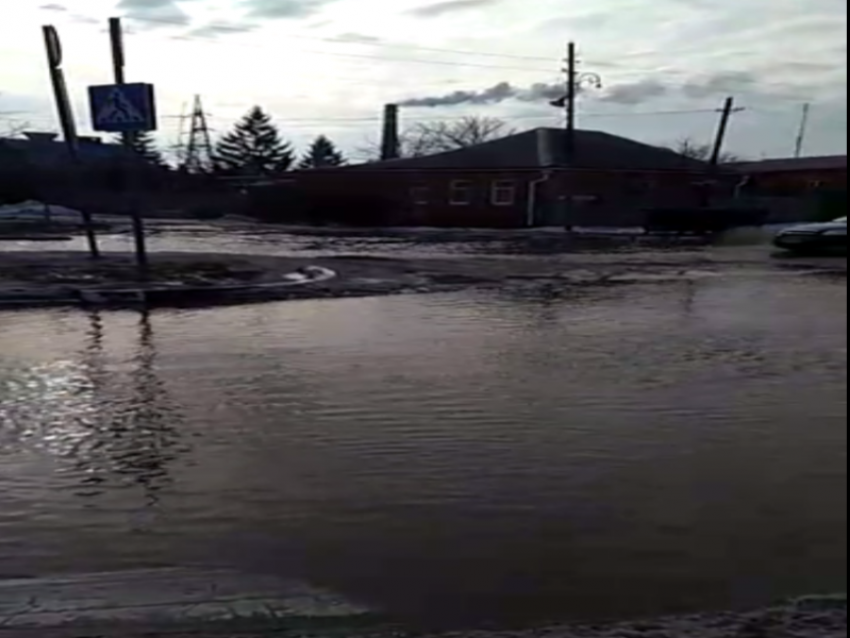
left=730, top=156, right=848, bottom=197
left=291, top=128, right=720, bottom=228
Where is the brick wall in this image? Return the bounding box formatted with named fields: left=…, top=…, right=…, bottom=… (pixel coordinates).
left=745, top=168, right=848, bottom=197
left=292, top=167, right=728, bottom=228
left=294, top=169, right=533, bottom=228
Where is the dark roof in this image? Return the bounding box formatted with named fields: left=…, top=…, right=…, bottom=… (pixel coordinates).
left=0, top=133, right=133, bottom=168
left=347, top=128, right=709, bottom=172
left=730, top=155, right=848, bottom=174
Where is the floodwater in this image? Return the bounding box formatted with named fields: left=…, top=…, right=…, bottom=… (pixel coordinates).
left=0, top=234, right=847, bottom=627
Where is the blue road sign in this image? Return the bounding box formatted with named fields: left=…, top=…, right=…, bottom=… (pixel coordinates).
left=88, top=83, right=157, bottom=133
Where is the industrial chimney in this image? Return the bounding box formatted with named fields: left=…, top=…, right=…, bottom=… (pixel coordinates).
left=380, top=104, right=400, bottom=161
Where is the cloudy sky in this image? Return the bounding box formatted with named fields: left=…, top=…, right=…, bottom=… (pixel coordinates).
left=1, top=0, right=847, bottom=160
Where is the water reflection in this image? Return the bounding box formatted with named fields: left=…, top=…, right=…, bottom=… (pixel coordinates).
left=0, top=311, right=187, bottom=510
left=71, top=311, right=185, bottom=507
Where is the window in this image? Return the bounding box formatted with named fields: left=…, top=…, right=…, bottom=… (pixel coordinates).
left=449, top=180, right=474, bottom=206
left=491, top=180, right=517, bottom=206
left=411, top=186, right=430, bottom=205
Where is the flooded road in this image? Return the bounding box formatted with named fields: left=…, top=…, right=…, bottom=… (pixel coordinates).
left=0, top=232, right=847, bottom=627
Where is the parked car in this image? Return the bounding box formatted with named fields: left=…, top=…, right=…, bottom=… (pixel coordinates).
left=774, top=217, right=848, bottom=253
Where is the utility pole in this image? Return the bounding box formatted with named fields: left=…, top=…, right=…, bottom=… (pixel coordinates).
left=710, top=96, right=743, bottom=167
left=553, top=42, right=602, bottom=163
left=566, top=41, right=577, bottom=161
left=795, top=102, right=811, bottom=159
left=550, top=43, right=602, bottom=230
left=43, top=24, right=100, bottom=259
left=700, top=96, right=744, bottom=209
left=109, top=16, right=149, bottom=277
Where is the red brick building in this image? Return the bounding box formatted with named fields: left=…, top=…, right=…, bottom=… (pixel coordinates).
left=291, top=128, right=723, bottom=228
left=731, top=156, right=848, bottom=197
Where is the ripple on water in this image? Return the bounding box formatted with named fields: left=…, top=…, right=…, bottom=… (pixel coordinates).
left=0, top=272, right=846, bottom=624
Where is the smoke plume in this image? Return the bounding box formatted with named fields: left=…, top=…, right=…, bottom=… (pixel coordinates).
left=398, top=72, right=759, bottom=109
left=398, top=82, right=566, bottom=107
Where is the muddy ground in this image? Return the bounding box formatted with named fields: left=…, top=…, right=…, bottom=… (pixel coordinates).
left=0, top=246, right=846, bottom=307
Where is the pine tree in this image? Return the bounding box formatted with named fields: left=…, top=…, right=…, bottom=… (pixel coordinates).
left=215, top=107, right=294, bottom=176
left=298, top=135, right=346, bottom=169
left=129, top=132, right=167, bottom=167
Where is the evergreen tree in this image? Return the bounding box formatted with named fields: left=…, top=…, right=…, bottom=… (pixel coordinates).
left=298, top=135, right=346, bottom=169
left=215, top=107, right=294, bottom=176
left=129, top=132, right=167, bottom=167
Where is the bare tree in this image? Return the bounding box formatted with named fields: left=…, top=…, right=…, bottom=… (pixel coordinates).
left=409, top=116, right=515, bottom=154
left=673, top=137, right=742, bottom=164
left=357, top=115, right=515, bottom=161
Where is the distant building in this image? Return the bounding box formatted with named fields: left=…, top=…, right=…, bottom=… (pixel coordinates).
left=731, top=156, right=848, bottom=197
left=290, top=128, right=726, bottom=228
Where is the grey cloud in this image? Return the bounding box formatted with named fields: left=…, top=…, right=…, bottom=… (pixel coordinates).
left=117, top=0, right=196, bottom=27
left=682, top=71, right=758, bottom=99
left=70, top=14, right=100, bottom=24
left=189, top=22, right=258, bottom=37
left=599, top=79, right=668, bottom=105
left=333, top=32, right=383, bottom=44
left=40, top=2, right=99, bottom=25
left=119, top=0, right=179, bottom=9
left=526, top=82, right=569, bottom=102
left=243, top=0, right=334, bottom=19
left=409, top=0, right=500, bottom=18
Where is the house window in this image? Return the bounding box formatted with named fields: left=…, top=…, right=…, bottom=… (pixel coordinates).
left=411, top=185, right=430, bottom=205
left=449, top=180, right=474, bottom=206
left=491, top=180, right=517, bottom=206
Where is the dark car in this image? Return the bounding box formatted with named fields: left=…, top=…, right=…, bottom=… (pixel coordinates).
left=774, top=217, right=848, bottom=253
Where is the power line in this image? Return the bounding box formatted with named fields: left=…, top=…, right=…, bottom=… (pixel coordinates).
left=106, top=13, right=559, bottom=64
left=41, top=12, right=558, bottom=73
left=163, top=34, right=555, bottom=73
left=109, top=14, right=691, bottom=76
left=2, top=106, right=794, bottom=131
left=201, top=107, right=732, bottom=125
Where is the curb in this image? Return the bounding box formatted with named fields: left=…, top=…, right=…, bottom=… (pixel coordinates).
left=0, top=266, right=338, bottom=310
left=0, top=568, right=375, bottom=632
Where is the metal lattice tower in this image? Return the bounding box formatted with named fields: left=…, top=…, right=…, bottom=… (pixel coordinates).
left=181, top=95, right=214, bottom=173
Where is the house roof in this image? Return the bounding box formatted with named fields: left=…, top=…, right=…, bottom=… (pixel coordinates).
left=730, top=155, right=848, bottom=174
left=347, top=128, right=710, bottom=172
left=0, top=132, right=133, bottom=168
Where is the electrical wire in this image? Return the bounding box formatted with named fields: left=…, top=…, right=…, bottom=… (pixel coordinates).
left=3, top=106, right=808, bottom=131
left=128, top=14, right=558, bottom=63
left=161, top=33, right=556, bottom=73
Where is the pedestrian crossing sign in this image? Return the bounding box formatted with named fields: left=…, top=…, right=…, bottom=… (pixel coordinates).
left=88, top=83, right=157, bottom=133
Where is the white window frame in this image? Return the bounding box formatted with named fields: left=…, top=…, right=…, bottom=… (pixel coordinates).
left=491, top=180, right=517, bottom=206
left=411, top=185, right=430, bottom=205
left=449, top=180, right=474, bottom=206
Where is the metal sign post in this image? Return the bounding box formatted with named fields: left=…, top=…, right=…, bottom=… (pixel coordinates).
left=89, top=29, right=157, bottom=279
left=43, top=25, right=101, bottom=259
